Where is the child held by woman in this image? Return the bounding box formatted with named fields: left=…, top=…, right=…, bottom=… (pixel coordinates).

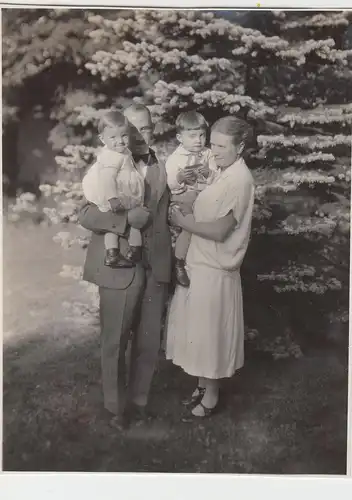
left=166, top=111, right=218, bottom=287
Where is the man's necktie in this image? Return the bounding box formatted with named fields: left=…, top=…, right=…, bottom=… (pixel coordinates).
left=133, top=149, right=157, bottom=165
left=133, top=152, right=151, bottom=164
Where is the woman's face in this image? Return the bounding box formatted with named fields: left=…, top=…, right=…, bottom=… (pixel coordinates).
left=210, top=131, right=239, bottom=169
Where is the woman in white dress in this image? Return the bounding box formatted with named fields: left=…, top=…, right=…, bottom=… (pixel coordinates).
left=166, top=116, right=255, bottom=418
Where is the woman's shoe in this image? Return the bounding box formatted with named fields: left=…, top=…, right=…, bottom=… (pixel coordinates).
left=181, top=386, right=206, bottom=407
left=181, top=401, right=219, bottom=422
left=191, top=401, right=218, bottom=418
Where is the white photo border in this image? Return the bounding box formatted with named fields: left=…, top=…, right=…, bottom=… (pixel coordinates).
left=1, top=2, right=351, bottom=498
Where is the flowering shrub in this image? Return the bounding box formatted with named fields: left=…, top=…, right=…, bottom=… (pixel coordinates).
left=3, top=8, right=351, bottom=357
left=6, top=192, right=40, bottom=222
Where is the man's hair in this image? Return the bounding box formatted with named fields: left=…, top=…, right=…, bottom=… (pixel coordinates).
left=124, top=102, right=152, bottom=120
left=176, top=111, right=209, bottom=134
left=98, top=110, right=129, bottom=134
left=211, top=116, right=253, bottom=151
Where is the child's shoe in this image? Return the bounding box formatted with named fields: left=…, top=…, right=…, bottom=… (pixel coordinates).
left=104, top=249, right=135, bottom=268
left=126, top=246, right=142, bottom=264
left=175, top=258, right=190, bottom=287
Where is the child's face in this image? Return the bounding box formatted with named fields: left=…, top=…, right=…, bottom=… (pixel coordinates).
left=100, top=125, right=130, bottom=153
left=177, top=128, right=206, bottom=153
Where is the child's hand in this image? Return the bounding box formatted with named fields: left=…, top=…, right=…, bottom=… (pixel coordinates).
left=177, top=169, right=197, bottom=185
left=109, top=197, right=124, bottom=213
left=197, top=165, right=210, bottom=178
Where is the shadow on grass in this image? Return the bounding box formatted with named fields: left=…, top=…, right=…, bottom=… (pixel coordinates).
left=2, top=323, right=348, bottom=474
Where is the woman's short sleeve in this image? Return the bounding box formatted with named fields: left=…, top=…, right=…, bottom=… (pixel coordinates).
left=216, top=173, right=254, bottom=225
left=233, top=177, right=255, bottom=225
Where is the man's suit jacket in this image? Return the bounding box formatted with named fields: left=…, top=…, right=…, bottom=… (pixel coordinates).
left=78, top=153, right=172, bottom=290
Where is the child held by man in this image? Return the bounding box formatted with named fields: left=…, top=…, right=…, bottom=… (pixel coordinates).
left=166, top=111, right=218, bottom=287
left=82, top=110, right=145, bottom=268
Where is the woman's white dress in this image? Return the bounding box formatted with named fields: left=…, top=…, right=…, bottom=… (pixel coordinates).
left=166, top=158, right=255, bottom=379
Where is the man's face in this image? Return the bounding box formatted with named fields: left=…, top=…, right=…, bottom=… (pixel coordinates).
left=124, top=109, right=154, bottom=154
left=210, top=131, right=238, bottom=169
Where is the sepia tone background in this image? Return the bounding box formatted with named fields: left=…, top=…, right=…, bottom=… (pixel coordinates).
left=2, top=9, right=350, bottom=473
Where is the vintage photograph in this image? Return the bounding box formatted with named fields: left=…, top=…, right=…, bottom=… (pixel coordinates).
left=2, top=7, right=351, bottom=474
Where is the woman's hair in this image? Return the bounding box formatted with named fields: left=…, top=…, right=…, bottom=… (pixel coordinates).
left=98, top=110, right=129, bottom=135
left=176, top=111, right=209, bottom=133
left=212, top=116, right=253, bottom=152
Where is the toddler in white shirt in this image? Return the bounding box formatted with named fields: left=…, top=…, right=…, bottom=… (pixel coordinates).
left=166, top=111, right=218, bottom=287
left=82, top=110, right=145, bottom=268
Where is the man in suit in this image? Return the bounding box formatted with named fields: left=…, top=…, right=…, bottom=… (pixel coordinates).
left=79, top=103, right=172, bottom=427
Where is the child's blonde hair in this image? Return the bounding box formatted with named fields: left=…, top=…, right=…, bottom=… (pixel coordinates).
left=176, top=111, right=209, bottom=134
left=98, top=110, right=129, bottom=135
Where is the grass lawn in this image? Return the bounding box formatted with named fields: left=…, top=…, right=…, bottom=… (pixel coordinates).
left=2, top=221, right=349, bottom=473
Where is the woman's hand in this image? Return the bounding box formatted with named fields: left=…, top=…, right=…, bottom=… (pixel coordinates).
left=183, top=214, right=196, bottom=226
left=170, top=207, right=186, bottom=228
left=170, top=207, right=195, bottom=229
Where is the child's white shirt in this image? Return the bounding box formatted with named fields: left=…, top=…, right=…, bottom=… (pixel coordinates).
left=82, top=146, right=144, bottom=212
left=165, top=145, right=218, bottom=195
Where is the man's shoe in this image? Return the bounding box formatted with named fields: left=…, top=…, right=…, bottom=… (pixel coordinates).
left=175, top=258, right=190, bottom=287
left=104, top=249, right=135, bottom=268
left=109, top=413, right=130, bottom=431
left=126, top=403, right=154, bottom=425
left=101, top=408, right=130, bottom=431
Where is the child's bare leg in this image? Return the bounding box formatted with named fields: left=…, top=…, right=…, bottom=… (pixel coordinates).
left=175, top=230, right=191, bottom=260
left=174, top=230, right=191, bottom=287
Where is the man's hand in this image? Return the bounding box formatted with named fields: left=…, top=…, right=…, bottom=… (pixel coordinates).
left=127, top=206, right=151, bottom=230
left=109, top=197, right=124, bottom=213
